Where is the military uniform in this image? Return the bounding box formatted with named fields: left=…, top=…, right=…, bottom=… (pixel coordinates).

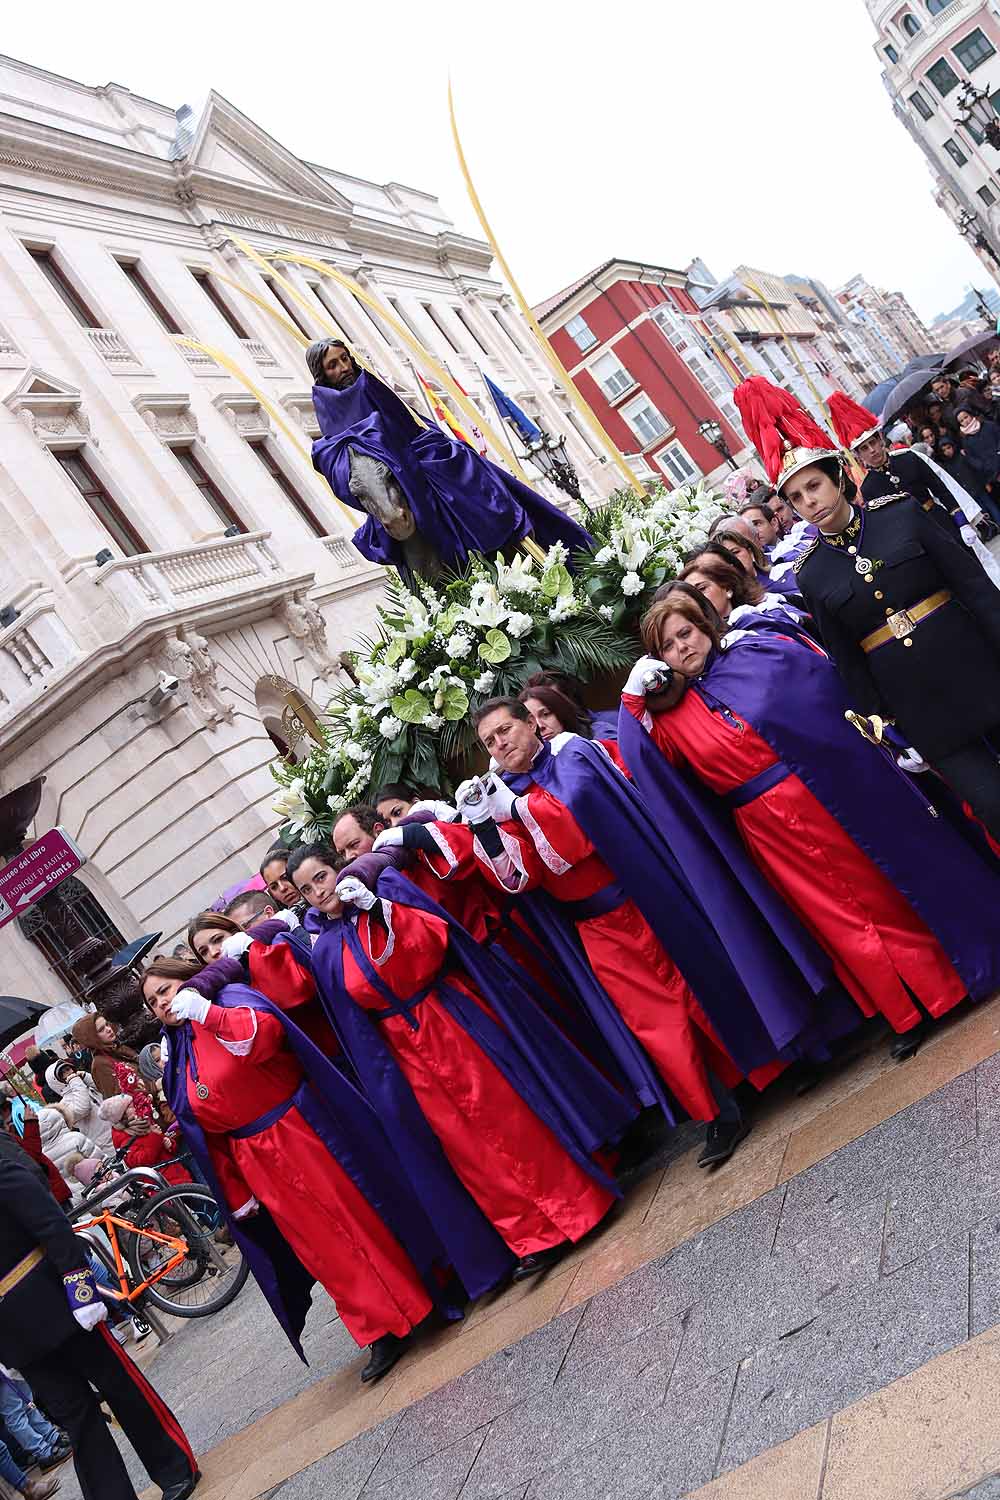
left=861, top=448, right=961, bottom=519
left=0, top=1143, right=198, bottom=1500
left=794, top=492, right=1000, bottom=839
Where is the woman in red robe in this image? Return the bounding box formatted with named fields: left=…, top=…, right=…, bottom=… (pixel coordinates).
left=142, top=957, right=436, bottom=1383
left=296, top=860, right=616, bottom=1281
left=623, top=589, right=972, bottom=1059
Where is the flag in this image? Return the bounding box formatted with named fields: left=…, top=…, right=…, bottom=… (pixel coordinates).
left=416, top=373, right=489, bottom=455
left=483, top=373, right=542, bottom=444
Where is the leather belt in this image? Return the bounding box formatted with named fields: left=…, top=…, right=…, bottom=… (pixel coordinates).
left=0, top=1248, right=43, bottom=1299
left=860, top=590, right=951, bottom=653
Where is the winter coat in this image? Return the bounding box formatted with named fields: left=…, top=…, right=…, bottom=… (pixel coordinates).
left=33, top=1105, right=101, bottom=1184
left=44, top=1066, right=114, bottom=1152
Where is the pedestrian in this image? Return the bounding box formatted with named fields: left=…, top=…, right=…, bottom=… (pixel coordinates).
left=0, top=1133, right=199, bottom=1500
left=70, top=1014, right=172, bottom=1131
left=0, top=1371, right=71, bottom=1476
left=44, top=1061, right=113, bottom=1152
left=97, top=1096, right=191, bottom=1186
left=258, top=847, right=307, bottom=915
left=954, top=367, right=995, bottom=421
left=956, top=408, right=1000, bottom=524
left=144, top=956, right=456, bottom=1384
left=23, top=1049, right=59, bottom=1104
left=828, top=392, right=970, bottom=527
left=738, top=373, right=1000, bottom=848
left=621, top=585, right=1000, bottom=1059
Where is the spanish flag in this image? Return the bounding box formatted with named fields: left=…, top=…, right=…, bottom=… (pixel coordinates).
left=417, top=374, right=487, bottom=455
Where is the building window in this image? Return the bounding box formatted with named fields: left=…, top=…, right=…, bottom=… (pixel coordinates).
left=189, top=269, right=252, bottom=339
left=621, top=394, right=668, bottom=447
left=885, top=43, right=900, bottom=64
left=657, top=441, right=701, bottom=487
left=116, top=260, right=183, bottom=334
left=246, top=441, right=326, bottom=537
left=909, top=88, right=934, bottom=119
left=565, top=313, right=598, bottom=352
left=55, top=450, right=148, bottom=556
left=491, top=308, right=530, bottom=356
left=954, top=28, right=996, bottom=72
left=926, top=0, right=948, bottom=10
left=926, top=57, right=960, bottom=94
left=172, top=446, right=244, bottom=531
left=420, top=302, right=461, bottom=353
left=900, top=12, right=921, bottom=36
left=589, top=350, right=635, bottom=400
left=651, top=305, right=689, bottom=351
left=260, top=275, right=313, bottom=339
left=387, top=298, right=424, bottom=344
left=452, top=307, right=492, bottom=358
left=26, top=247, right=100, bottom=327
left=978, top=184, right=997, bottom=205
left=18, top=877, right=126, bottom=1002
left=943, top=137, right=969, bottom=165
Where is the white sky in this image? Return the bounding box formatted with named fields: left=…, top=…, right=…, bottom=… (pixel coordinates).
left=3, top=0, right=992, bottom=323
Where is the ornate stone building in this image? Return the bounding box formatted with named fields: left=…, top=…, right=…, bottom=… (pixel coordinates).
left=0, top=55, right=600, bottom=1005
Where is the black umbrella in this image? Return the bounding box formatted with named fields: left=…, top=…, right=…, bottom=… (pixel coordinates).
left=0, top=995, right=47, bottom=1052
left=879, top=369, right=942, bottom=427
left=944, top=331, right=1000, bottom=369
left=902, top=353, right=946, bottom=374
left=863, top=378, right=900, bottom=417
left=108, top=933, right=162, bottom=970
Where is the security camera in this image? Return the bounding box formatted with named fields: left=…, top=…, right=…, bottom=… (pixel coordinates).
left=133, top=670, right=180, bottom=720
left=156, top=671, right=179, bottom=696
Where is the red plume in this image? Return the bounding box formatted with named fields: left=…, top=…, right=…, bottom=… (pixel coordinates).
left=828, top=390, right=880, bottom=449
left=734, top=376, right=836, bottom=485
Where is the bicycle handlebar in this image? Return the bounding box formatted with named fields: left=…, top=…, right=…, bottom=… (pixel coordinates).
left=66, top=1167, right=167, bottom=1221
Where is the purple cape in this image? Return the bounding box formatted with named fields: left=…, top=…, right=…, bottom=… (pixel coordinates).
left=310, top=372, right=592, bottom=570
left=642, top=633, right=1000, bottom=995
left=504, top=739, right=861, bottom=1072
left=163, top=983, right=459, bottom=1360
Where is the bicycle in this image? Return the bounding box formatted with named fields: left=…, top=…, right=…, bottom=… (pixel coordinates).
left=69, top=1162, right=249, bottom=1319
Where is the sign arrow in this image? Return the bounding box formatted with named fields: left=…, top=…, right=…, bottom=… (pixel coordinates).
left=16, top=884, right=47, bottom=907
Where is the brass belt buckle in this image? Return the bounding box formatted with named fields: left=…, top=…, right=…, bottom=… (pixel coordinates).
left=887, top=608, right=914, bottom=640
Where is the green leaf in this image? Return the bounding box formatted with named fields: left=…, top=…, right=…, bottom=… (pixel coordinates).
left=391, top=689, right=431, bottom=724
left=440, top=683, right=470, bottom=722
left=478, top=629, right=512, bottom=664
left=541, top=563, right=572, bottom=599
left=384, top=639, right=406, bottom=666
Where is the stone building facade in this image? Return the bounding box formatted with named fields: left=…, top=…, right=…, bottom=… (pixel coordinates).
left=0, top=55, right=600, bottom=1007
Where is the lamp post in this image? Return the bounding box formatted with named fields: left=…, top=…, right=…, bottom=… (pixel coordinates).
left=697, top=417, right=738, bottom=470
left=522, top=429, right=582, bottom=501
left=956, top=207, right=1000, bottom=279
left=956, top=80, right=1000, bottom=149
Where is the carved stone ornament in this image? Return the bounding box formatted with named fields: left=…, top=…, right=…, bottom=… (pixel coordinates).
left=160, top=626, right=233, bottom=727
left=5, top=370, right=92, bottom=448
left=132, top=393, right=201, bottom=444
left=277, top=588, right=337, bottom=676
left=280, top=392, right=321, bottom=438
left=212, top=393, right=270, bottom=440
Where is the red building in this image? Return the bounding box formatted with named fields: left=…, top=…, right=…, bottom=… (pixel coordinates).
left=534, top=259, right=747, bottom=490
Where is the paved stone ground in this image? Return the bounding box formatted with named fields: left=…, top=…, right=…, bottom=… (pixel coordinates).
left=51, top=1049, right=1000, bottom=1499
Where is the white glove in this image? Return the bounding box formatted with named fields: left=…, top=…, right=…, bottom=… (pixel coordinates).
left=336, top=876, right=378, bottom=910
left=455, top=776, right=493, bottom=825
left=897, top=747, right=931, bottom=774
left=278, top=909, right=300, bottom=929
left=168, top=990, right=211, bottom=1024
left=409, top=799, right=459, bottom=822
left=624, top=655, right=671, bottom=696
left=372, top=827, right=405, bottom=851
left=73, top=1302, right=108, bottom=1332
left=480, top=775, right=519, bottom=824
left=960, top=524, right=979, bottom=548
left=221, top=932, right=254, bottom=959
left=233, top=1196, right=260, bottom=1220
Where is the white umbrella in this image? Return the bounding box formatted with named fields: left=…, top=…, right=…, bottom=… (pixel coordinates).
left=34, top=1002, right=88, bottom=1049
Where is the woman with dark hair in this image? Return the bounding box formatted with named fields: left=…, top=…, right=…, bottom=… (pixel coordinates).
left=373, top=784, right=458, bottom=827
left=711, top=528, right=804, bottom=602
left=517, top=683, right=628, bottom=771
left=620, top=583, right=1000, bottom=1059
left=736, top=374, right=1000, bottom=844
left=678, top=552, right=814, bottom=644
left=70, top=1013, right=173, bottom=1129
left=521, top=670, right=619, bottom=742
left=142, top=954, right=452, bottom=1383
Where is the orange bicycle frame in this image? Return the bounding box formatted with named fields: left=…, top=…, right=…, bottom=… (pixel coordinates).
left=73, top=1208, right=189, bottom=1304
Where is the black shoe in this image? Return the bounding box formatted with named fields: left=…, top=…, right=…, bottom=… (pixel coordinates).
left=889, top=1020, right=931, bottom=1062
left=360, top=1331, right=413, bottom=1385
left=160, top=1470, right=202, bottom=1500
left=37, top=1444, right=72, bottom=1472
left=697, top=1117, right=751, bottom=1169
left=511, top=1242, right=572, bottom=1283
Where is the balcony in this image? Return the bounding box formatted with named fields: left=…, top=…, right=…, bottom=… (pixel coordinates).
left=95, top=531, right=285, bottom=619
left=85, top=327, right=144, bottom=374
left=239, top=338, right=280, bottom=371
left=173, top=336, right=218, bottom=372
left=322, top=535, right=366, bottom=572
left=0, top=592, right=78, bottom=715
left=886, top=0, right=971, bottom=79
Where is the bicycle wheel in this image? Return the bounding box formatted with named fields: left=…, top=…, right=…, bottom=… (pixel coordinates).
left=127, top=1186, right=249, bottom=1317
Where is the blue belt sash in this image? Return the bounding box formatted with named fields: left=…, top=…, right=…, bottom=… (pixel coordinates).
left=230, top=1080, right=307, bottom=1139
left=723, top=761, right=792, bottom=810
left=559, top=882, right=628, bottom=925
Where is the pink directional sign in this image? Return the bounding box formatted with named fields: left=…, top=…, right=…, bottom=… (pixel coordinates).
left=0, top=827, right=85, bottom=931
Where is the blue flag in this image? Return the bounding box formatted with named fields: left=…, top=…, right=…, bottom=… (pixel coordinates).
left=483, top=372, right=542, bottom=444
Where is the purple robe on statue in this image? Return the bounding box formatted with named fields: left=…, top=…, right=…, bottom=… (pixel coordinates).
left=310, top=372, right=592, bottom=570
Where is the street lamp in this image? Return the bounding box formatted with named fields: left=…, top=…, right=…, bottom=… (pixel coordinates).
left=955, top=79, right=1000, bottom=149
left=956, top=207, right=1000, bottom=276
left=697, top=417, right=738, bottom=470
left=522, top=429, right=582, bottom=501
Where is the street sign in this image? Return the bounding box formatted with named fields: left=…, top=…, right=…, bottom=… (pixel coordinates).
left=0, top=827, right=86, bottom=932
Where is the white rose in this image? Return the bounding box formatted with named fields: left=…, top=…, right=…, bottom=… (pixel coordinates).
left=473, top=671, right=495, bottom=693
left=506, top=611, right=533, bottom=638
left=598, top=605, right=614, bottom=621
left=622, top=572, right=643, bottom=597
left=594, top=545, right=614, bottom=565
left=446, top=632, right=473, bottom=659
left=379, top=715, right=403, bottom=739
left=396, top=658, right=418, bottom=682
left=423, top=712, right=444, bottom=730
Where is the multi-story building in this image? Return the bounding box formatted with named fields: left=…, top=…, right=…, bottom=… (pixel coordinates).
left=534, top=259, right=751, bottom=491
left=0, top=54, right=598, bottom=1008
left=866, top=0, right=1000, bottom=279
left=834, top=273, right=935, bottom=369
left=784, top=275, right=898, bottom=391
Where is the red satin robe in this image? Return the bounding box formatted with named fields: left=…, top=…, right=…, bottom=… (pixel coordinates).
left=184, top=1005, right=432, bottom=1347
left=622, top=690, right=966, bottom=1032
left=245, top=941, right=340, bottom=1057
left=469, top=792, right=744, bottom=1123
left=341, top=901, right=614, bottom=1257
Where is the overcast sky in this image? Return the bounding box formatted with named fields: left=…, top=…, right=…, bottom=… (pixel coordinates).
left=3, top=0, right=991, bottom=322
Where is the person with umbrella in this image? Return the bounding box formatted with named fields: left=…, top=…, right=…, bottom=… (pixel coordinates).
left=736, top=375, right=1000, bottom=847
